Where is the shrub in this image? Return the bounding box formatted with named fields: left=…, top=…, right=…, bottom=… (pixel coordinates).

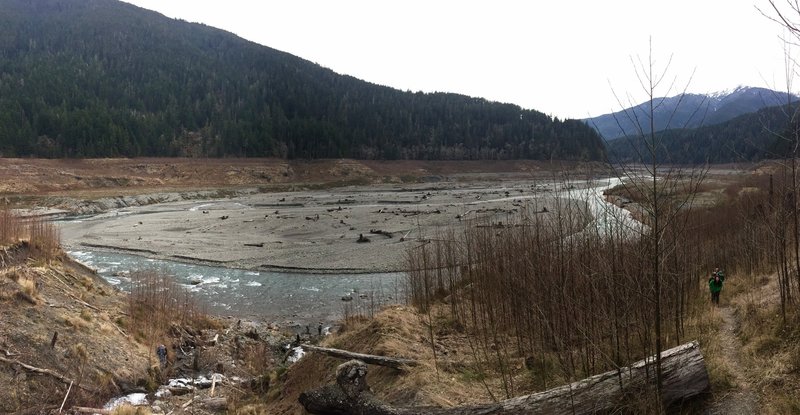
left=128, top=269, right=209, bottom=347
left=25, top=216, right=60, bottom=261
left=63, top=315, right=88, bottom=330
left=80, top=308, right=93, bottom=322
left=17, top=277, right=37, bottom=298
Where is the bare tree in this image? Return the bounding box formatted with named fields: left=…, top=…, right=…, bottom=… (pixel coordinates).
left=604, top=38, right=709, bottom=407
left=759, top=1, right=800, bottom=314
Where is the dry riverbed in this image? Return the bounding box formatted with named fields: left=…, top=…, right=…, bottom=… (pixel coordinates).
left=59, top=179, right=584, bottom=273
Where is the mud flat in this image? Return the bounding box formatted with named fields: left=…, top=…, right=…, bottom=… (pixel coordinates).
left=59, top=179, right=587, bottom=273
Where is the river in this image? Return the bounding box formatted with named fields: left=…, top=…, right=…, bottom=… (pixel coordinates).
left=66, top=248, right=403, bottom=327
left=60, top=177, right=635, bottom=328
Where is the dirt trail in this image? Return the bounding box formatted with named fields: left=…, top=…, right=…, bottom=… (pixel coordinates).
left=706, top=271, right=784, bottom=414
left=705, top=304, right=759, bottom=414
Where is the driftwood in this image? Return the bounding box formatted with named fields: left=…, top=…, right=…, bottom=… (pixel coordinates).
left=299, top=341, right=709, bottom=415
left=50, top=269, right=102, bottom=312
left=59, top=381, right=73, bottom=413
left=66, top=290, right=100, bottom=311
left=199, top=397, right=228, bottom=410
left=369, top=229, right=393, bottom=238
left=0, top=355, right=97, bottom=392
left=1, top=347, right=18, bottom=356
left=72, top=407, right=111, bottom=414
left=302, top=344, right=418, bottom=370
left=181, top=397, right=195, bottom=409
left=168, top=386, right=193, bottom=396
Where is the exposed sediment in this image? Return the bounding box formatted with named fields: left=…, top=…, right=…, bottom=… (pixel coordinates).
left=60, top=180, right=583, bottom=273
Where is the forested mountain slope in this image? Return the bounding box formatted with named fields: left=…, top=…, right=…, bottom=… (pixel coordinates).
left=0, top=0, right=604, bottom=160
left=606, top=103, right=795, bottom=164
left=586, top=86, right=796, bottom=141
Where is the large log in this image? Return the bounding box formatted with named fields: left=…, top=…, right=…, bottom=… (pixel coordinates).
left=299, top=340, right=709, bottom=415
left=302, top=344, right=418, bottom=369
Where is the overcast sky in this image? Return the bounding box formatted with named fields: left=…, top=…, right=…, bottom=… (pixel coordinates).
left=123, top=0, right=791, bottom=120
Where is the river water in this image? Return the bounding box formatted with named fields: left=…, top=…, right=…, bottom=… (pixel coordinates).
left=67, top=249, right=404, bottom=327
left=63, top=177, right=635, bottom=327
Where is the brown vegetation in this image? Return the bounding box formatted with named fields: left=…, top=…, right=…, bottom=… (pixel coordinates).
left=0, top=252, right=151, bottom=412
left=6, top=157, right=800, bottom=413
left=399, top=168, right=789, bottom=411
left=127, top=269, right=211, bottom=346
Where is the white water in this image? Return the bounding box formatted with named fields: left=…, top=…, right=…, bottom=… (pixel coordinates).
left=68, top=249, right=403, bottom=327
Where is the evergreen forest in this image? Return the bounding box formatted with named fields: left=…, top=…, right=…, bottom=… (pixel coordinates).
left=0, top=0, right=605, bottom=160
left=605, top=103, right=797, bottom=164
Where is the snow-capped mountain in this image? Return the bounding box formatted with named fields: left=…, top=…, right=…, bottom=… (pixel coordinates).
left=585, top=86, right=797, bottom=140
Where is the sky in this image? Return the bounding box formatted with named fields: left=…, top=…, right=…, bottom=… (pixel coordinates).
left=123, top=0, right=793, bottom=120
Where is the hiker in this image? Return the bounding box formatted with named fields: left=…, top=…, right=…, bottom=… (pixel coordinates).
left=156, top=344, right=167, bottom=367
left=709, top=272, right=723, bottom=306
left=317, top=322, right=323, bottom=336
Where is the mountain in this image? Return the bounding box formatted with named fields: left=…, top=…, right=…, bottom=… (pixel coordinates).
left=585, top=86, right=797, bottom=141
left=605, top=103, right=796, bottom=164
left=0, top=0, right=604, bottom=160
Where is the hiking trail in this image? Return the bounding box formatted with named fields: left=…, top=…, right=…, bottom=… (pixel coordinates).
left=703, top=274, right=777, bottom=415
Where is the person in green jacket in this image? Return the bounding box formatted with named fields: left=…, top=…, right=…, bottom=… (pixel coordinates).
left=709, top=272, right=723, bottom=305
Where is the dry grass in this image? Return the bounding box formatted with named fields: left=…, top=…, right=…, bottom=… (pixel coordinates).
left=733, top=285, right=800, bottom=413
left=63, top=314, right=89, bottom=330
left=79, top=275, right=95, bottom=290
left=685, top=310, right=735, bottom=393
left=259, top=304, right=539, bottom=414
left=111, top=404, right=152, bottom=415
left=17, top=276, right=37, bottom=298
left=6, top=271, right=40, bottom=304
left=80, top=308, right=93, bottom=322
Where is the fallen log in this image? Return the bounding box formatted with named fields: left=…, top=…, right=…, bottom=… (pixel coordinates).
left=369, top=229, right=394, bottom=238
left=302, top=344, right=417, bottom=369
left=0, top=355, right=97, bottom=393
left=199, top=397, right=228, bottom=410
left=72, top=407, right=111, bottom=414
left=299, top=341, right=709, bottom=414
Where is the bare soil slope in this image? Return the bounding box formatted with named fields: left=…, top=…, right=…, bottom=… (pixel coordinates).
left=0, top=158, right=606, bottom=201
left=0, top=243, right=150, bottom=413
